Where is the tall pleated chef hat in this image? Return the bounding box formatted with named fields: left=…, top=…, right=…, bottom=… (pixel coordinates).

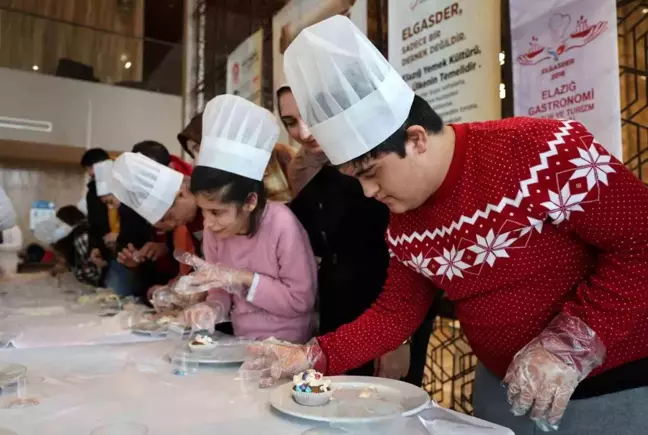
left=0, top=225, right=22, bottom=250
left=33, top=216, right=73, bottom=245
left=112, top=152, right=183, bottom=225
left=0, top=185, right=16, bottom=231
left=283, top=15, right=414, bottom=165
left=93, top=160, right=115, bottom=197
left=198, top=94, right=279, bottom=181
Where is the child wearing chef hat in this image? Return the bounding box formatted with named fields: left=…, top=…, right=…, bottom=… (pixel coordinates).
left=111, top=151, right=204, bottom=309
left=0, top=185, right=16, bottom=232
left=177, top=94, right=317, bottom=343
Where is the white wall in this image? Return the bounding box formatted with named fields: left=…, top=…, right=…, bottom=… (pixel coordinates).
left=0, top=67, right=182, bottom=154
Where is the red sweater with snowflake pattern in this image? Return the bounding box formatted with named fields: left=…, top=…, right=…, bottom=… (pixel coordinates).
left=317, top=117, right=648, bottom=389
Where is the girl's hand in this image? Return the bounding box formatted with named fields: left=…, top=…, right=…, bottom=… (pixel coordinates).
left=173, top=250, right=253, bottom=297
left=182, top=302, right=226, bottom=333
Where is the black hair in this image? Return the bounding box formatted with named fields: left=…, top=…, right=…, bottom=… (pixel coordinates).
left=56, top=205, right=86, bottom=227
left=190, top=166, right=267, bottom=237
left=80, top=148, right=109, bottom=168
left=178, top=113, right=202, bottom=158
left=132, top=141, right=171, bottom=166
left=346, top=94, right=444, bottom=168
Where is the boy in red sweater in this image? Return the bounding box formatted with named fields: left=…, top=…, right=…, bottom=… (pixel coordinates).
left=244, top=16, right=648, bottom=434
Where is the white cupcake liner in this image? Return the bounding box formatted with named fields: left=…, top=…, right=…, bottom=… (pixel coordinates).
left=292, top=389, right=333, bottom=406
left=188, top=342, right=217, bottom=353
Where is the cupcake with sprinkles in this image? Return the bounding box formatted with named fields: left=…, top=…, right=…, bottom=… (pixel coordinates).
left=292, top=369, right=333, bottom=406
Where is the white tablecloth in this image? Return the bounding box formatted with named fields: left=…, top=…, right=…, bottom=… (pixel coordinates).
left=0, top=274, right=160, bottom=349
left=0, top=342, right=320, bottom=435
left=0, top=274, right=513, bottom=435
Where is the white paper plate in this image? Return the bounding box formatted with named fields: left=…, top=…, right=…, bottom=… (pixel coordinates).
left=130, top=326, right=167, bottom=337
left=270, top=376, right=430, bottom=424
left=184, top=339, right=253, bottom=364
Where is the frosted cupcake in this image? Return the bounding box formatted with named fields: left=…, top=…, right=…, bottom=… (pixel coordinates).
left=292, top=369, right=333, bottom=406
left=188, top=335, right=217, bottom=352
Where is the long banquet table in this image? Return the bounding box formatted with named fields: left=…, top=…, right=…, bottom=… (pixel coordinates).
left=0, top=273, right=512, bottom=435
left=0, top=274, right=330, bottom=434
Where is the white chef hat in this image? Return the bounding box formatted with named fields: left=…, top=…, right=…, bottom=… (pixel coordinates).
left=93, top=160, right=114, bottom=197
left=284, top=15, right=414, bottom=165
left=112, top=152, right=183, bottom=225
left=198, top=94, right=279, bottom=181
left=33, top=217, right=73, bottom=245
left=0, top=185, right=16, bottom=231
left=0, top=225, right=22, bottom=251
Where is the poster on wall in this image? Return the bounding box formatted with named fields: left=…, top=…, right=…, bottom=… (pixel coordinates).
left=226, top=29, right=264, bottom=105
left=388, top=0, right=502, bottom=124
left=30, top=200, right=55, bottom=231
left=272, top=0, right=367, bottom=143
left=510, top=0, right=621, bottom=159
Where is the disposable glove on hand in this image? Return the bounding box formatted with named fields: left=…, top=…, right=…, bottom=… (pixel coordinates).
left=181, top=301, right=227, bottom=333
left=504, top=314, right=606, bottom=432
left=241, top=338, right=325, bottom=387
left=173, top=250, right=245, bottom=297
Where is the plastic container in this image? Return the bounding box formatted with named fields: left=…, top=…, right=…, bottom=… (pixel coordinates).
left=171, top=351, right=198, bottom=376
left=237, top=368, right=271, bottom=395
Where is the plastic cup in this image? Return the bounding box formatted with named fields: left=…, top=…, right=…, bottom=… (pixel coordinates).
left=171, top=351, right=198, bottom=376
left=237, top=368, right=270, bottom=395
left=2, top=376, right=40, bottom=409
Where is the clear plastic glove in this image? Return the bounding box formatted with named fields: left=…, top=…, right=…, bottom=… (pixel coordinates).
left=241, top=338, right=324, bottom=387
left=181, top=301, right=227, bottom=333
left=376, top=342, right=410, bottom=380
left=151, top=286, right=178, bottom=312
left=504, top=314, right=606, bottom=432
left=173, top=250, right=244, bottom=296
left=150, top=284, right=206, bottom=312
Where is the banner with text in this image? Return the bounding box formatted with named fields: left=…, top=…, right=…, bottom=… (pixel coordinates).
left=511, top=0, right=621, bottom=159
left=226, top=29, right=263, bottom=105
left=388, top=0, right=501, bottom=124
left=272, top=0, right=367, bottom=143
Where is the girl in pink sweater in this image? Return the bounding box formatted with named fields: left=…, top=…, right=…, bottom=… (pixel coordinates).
left=179, top=95, right=317, bottom=344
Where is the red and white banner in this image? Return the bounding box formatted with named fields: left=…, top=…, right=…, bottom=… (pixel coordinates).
left=226, top=29, right=263, bottom=105
left=511, top=0, right=621, bottom=159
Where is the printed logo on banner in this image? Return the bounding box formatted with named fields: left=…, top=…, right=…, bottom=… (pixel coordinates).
left=517, top=14, right=607, bottom=66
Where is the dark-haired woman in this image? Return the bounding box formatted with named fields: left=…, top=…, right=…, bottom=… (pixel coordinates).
left=180, top=94, right=317, bottom=343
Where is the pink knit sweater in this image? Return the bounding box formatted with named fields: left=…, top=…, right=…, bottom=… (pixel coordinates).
left=204, top=202, right=317, bottom=343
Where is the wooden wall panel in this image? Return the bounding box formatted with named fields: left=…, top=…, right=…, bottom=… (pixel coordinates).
left=0, top=0, right=144, bottom=83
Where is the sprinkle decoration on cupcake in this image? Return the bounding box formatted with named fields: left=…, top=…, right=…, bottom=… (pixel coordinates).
left=292, top=369, right=333, bottom=406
